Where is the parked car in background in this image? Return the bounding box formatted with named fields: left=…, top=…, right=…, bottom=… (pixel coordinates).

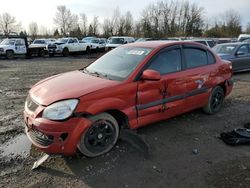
left=0, top=38, right=27, bottom=58
left=82, top=37, right=96, bottom=43
left=213, top=42, right=250, bottom=72
left=24, top=41, right=233, bottom=157
left=135, top=38, right=153, bottom=42
left=215, top=38, right=233, bottom=45
left=29, top=39, right=56, bottom=57
left=185, top=39, right=216, bottom=48
left=238, top=34, right=250, bottom=42
left=47, top=37, right=91, bottom=57
left=90, top=38, right=107, bottom=52
left=105, top=36, right=135, bottom=50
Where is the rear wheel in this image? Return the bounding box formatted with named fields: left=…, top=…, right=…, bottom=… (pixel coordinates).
left=203, top=86, right=224, bottom=114
left=78, top=113, right=119, bottom=157
left=6, top=50, right=14, bottom=59
left=62, top=48, right=69, bottom=57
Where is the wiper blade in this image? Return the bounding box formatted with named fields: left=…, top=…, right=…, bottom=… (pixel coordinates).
left=82, top=68, right=112, bottom=80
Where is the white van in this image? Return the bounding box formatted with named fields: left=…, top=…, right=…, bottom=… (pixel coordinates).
left=238, top=34, right=250, bottom=42
left=105, top=36, right=135, bottom=50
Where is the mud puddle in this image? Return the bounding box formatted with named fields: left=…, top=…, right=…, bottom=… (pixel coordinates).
left=0, top=133, right=32, bottom=160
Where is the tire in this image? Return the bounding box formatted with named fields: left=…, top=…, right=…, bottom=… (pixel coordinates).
left=203, top=86, right=224, bottom=114
left=62, top=48, right=69, bottom=57
left=49, top=53, right=54, bottom=57
left=78, top=112, right=119, bottom=157
left=96, top=47, right=99, bottom=53
left=39, top=49, right=45, bottom=57
left=86, top=46, right=91, bottom=55
left=6, top=50, right=14, bottom=59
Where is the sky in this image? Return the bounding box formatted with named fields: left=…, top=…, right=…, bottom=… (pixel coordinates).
left=0, top=0, right=249, bottom=33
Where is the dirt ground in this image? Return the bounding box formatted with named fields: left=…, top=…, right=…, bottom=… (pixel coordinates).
left=0, top=55, right=250, bottom=188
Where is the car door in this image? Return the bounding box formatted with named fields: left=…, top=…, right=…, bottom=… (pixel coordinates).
left=67, top=39, right=75, bottom=52
left=182, top=45, right=213, bottom=111
left=15, top=39, right=27, bottom=54
left=136, top=46, right=187, bottom=127
left=233, top=44, right=250, bottom=71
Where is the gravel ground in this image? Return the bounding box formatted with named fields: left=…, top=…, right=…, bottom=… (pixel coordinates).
left=0, top=55, right=250, bottom=188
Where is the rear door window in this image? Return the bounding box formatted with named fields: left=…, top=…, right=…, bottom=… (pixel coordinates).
left=184, top=48, right=208, bottom=68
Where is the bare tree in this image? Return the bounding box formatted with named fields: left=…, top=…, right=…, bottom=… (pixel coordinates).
left=111, top=7, right=121, bottom=35
left=102, top=18, right=112, bottom=37
left=28, top=22, right=38, bottom=40
left=0, top=12, right=21, bottom=36
left=124, top=11, right=133, bottom=36
left=224, top=10, right=241, bottom=37
left=53, top=5, right=78, bottom=36
left=246, top=23, right=250, bottom=34
left=91, top=16, right=99, bottom=36
left=205, top=9, right=241, bottom=37
left=80, top=13, right=88, bottom=36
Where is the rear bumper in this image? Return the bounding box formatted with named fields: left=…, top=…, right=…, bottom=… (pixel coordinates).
left=24, top=110, right=91, bottom=155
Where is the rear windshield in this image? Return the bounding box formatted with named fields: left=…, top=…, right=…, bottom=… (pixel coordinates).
left=85, top=47, right=153, bottom=81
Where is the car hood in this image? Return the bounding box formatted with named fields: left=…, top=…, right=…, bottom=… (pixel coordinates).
left=29, top=44, right=46, bottom=48
left=106, top=43, right=122, bottom=47
left=0, top=44, right=10, bottom=48
left=30, top=70, right=119, bottom=106
left=217, top=53, right=233, bottom=60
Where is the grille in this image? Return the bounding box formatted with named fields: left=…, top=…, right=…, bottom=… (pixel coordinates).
left=26, top=95, right=39, bottom=112
left=48, top=44, right=57, bottom=49
left=28, top=128, right=54, bottom=146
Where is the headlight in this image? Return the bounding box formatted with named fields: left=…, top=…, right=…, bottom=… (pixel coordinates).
left=42, top=99, right=79, bottom=120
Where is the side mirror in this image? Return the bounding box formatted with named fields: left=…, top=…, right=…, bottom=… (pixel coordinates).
left=236, top=51, right=245, bottom=56
left=141, top=69, right=161, bottom=81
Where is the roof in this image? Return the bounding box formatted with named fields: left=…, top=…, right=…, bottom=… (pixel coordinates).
left=124, top=41, right=209, bottom=49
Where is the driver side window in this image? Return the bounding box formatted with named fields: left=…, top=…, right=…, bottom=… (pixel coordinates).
left=237, top=45, right=248, bottom=54
left=148, top=48, right=182, bottom=75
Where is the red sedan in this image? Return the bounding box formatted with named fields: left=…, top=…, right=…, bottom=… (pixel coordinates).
left=24, top=41, right=233, bottom=157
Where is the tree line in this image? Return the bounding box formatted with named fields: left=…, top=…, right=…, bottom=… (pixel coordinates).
left=0, top=0, right=249, bottom=40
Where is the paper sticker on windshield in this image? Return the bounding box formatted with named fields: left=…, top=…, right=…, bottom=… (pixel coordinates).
left=127, top=50, right=145, bottom=55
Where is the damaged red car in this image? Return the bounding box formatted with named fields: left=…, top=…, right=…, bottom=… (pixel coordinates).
left=24, top=41, right=233, bottom=157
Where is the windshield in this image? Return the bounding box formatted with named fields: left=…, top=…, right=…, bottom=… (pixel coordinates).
left=110, top=38, right=125, bottom=44
left=83, top=38, right=95, bottom=43
left=91, top=39, right=99, bottom=44
left=56, top=38, right=68, bottom=44
left=213, top=44, right=237, bottom=55
left=1, top=39, right=16, bottom=45
left=33, top=40, right=45, bottom=44
left=85, top=47, right=153, bottom=81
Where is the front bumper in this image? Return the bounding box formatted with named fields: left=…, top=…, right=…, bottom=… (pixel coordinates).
left=24, top=110, right=91, bottom=155
left=48, top=48, right=63, bottom=54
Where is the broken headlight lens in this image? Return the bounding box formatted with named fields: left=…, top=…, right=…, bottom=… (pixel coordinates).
left=42, top=99, right=78, bottom=120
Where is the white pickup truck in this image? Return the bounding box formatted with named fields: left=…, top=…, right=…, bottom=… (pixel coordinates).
left=47, top=37, right=91, bottom=57
left=0, top=37, right=50, bottom=59
left=0, top=38, right=27, bottom=59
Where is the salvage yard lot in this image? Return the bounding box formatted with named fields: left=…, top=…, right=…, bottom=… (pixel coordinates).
left=0, top=56, right=250, bottom=188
